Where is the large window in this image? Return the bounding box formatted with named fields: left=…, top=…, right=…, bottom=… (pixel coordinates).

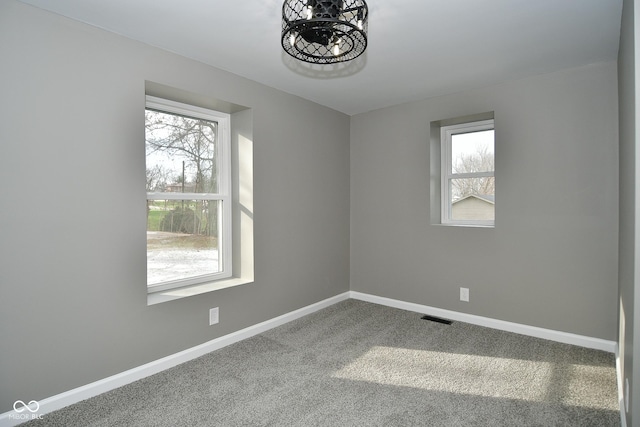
left=145, top=96, right=232, bottom=292
left=441, top=119, right=495, bottom=226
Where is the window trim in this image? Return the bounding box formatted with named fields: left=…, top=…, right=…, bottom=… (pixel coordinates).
left=145, top=96, right=233, bottom=293
left=440, top=119, right=495, bottom=227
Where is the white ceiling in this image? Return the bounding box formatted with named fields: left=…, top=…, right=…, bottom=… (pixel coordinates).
left=18, top=0, right=623, bottom=115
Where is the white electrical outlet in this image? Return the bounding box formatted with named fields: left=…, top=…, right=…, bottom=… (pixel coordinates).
left=209, top=307, right=219, bottom=325
left=460, top=287, right=470, bottom=302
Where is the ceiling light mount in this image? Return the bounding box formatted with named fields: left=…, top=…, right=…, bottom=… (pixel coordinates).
left=282, top=0, right=368, bottom=64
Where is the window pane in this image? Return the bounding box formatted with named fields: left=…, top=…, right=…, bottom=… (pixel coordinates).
left=451, top=130, right=494, bottom=174
left=450, top=178, right=495, bottom=221
left=145, top=109, right=218, bottom=193
left=147, top=199, right=221, bottom=286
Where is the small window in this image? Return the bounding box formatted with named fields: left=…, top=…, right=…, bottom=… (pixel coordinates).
left=441, top=120, right=495, bottom=226
left=145, top=96, right=232, bottom=292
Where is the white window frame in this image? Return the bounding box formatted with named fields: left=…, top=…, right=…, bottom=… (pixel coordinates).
left=145, top=96, right=233, bottom=292
left=441, top=119, right=495, bottom=227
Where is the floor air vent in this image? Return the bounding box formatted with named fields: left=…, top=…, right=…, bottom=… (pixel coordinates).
left=421, top=315, right=453, bottom=325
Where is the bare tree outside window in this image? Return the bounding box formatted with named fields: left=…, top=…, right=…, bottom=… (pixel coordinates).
left=146, top=164, right=172, bottom=193
left=145, top=109, right=218, bottom=194
left=145, top=107, right=222, bottom=287
left=441, top=120, right=495, bottom=226
left=450, top=130, right=495, bottom=201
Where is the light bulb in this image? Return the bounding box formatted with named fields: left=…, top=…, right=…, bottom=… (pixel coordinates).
left=332, top=44, right=340, bottom=56
left=357, top=20, right=363, bottom=30
left=306, top=6, right=312, bottom=19
left=289, top=34, right=296, bottom=46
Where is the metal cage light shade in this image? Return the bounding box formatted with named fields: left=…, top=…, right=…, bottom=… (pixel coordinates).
left=282, top=0, right=368, bottom=64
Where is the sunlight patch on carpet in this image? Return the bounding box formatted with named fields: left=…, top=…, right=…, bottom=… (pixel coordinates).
left=331, top=346, right=616, bottom=410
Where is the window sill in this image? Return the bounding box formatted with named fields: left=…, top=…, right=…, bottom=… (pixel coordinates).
left=433, top=223, right=495, bottom=229
left=147, top=276, right=253, bottom=305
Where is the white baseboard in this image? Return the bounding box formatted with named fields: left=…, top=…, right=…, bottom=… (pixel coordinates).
left=349, top=291, right=617, bottom=353
left=1, top=290, right=618, bottom=426
left=0, top=292, right=350, bottom=427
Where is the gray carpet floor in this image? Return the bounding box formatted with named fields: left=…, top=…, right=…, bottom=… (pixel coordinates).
left=24, top=300, right=620, bottom=426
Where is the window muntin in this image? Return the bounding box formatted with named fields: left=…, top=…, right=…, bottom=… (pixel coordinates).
left=145, top=96, right=232, bottom=291
left=441, top=120, right=495, bottom=226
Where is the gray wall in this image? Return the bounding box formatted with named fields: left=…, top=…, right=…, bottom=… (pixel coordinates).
left=618, top=0, right=640, bottom=424
left=351, top=61, right=619, bottom=340
left=0, top=1, right=350, bottom=412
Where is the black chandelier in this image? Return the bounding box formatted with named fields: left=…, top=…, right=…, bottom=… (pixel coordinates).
left=281, top=0, right=369, bottom=64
